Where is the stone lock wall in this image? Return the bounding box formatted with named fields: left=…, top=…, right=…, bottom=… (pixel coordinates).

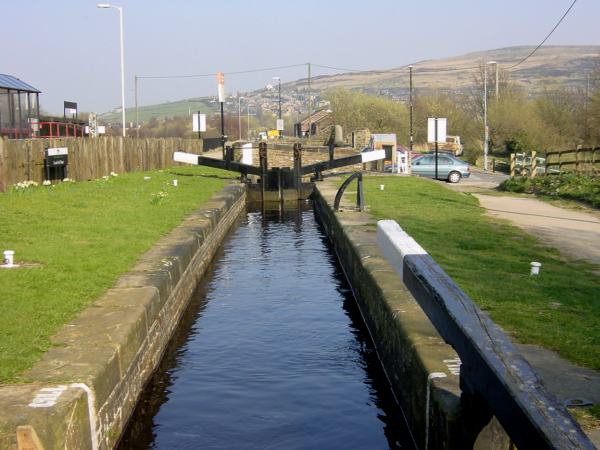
left=312, top=180, right=465, bottom=450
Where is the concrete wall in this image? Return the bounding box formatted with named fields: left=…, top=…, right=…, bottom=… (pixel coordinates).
left=0, top=136, right=203, bottom=192
left=0, top=184, right=245, bottom=449
left=312, top=181, right=465, bottom=450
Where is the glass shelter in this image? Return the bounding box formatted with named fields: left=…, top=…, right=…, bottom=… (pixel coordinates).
left=0, top=74, right=40, bottom=139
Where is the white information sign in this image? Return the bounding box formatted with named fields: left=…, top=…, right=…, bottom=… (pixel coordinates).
left=242, top=143, right=253, bottom=165
left=98, top=126, right=106, bottom=135
left=276, top=119, right=284, bottom=131
left=46, top=147, right=68, bottom=156
left=192, top=113, right=206, bottom=132
left=427, top=118, right=447, bottom=143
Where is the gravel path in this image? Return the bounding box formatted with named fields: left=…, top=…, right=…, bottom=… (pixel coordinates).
left=474, top=194, right=600, bottom=270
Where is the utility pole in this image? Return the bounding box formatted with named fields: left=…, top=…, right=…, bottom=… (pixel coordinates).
left=484, top=66, right=488, bottom=171
left=495, top=63, right=499, bottom=100
left=585, top=73, right=590, bottom=144
left=247, top=103, right=251, bottom=140
left=238, top=96, right=244, bottom=141
left=273, top=76, right=282, bottom=137
left=307, top=62, right=311, bottom=138
left=409, top=65, right=413, bottom=173
left=134, top=75, right=139, bottom=138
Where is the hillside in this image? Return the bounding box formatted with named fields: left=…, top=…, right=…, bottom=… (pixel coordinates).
left=290, top=45, right=599, bottom=94
left=101, top=45, right=600, bottom=123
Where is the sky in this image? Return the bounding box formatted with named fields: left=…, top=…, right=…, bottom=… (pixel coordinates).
left=1, top=0, right=599, bottom=114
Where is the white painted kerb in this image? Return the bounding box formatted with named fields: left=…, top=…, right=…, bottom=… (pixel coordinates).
left=376, top=220, right=427, bottom=280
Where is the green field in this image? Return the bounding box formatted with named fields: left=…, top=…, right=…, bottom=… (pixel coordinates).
left=363, top=176, right=600, bottom=370
left=99, top=97, right=219, bottom=124
left=0, top=166, right=234, bottom=382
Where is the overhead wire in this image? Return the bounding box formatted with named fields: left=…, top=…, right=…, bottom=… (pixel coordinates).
left=508, top=0, right=578, bottom=70
left=136, top=1, right=580, bottom=93
left=138, top=63, right=308, bottom=80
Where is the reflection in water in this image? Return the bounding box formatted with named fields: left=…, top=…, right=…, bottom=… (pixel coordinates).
left=118, top=202, right=414, bottom=449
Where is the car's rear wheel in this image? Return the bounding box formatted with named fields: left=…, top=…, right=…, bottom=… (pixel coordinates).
left=448, top=171, right=461, bottom=183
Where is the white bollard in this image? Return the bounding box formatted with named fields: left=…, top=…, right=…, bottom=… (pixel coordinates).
left=3, top=250, right=15, bottom=266
left=172, top=179, right=178, bottom=187
left=530, top=262, right=541, bottom=276
left=380, top=184, right=385, bottom=191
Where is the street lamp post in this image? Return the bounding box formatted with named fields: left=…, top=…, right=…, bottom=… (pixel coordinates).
left=483, top=61, right=496, bottom=171
left=273, top=76, right=282, bottom=137
left=97, top=3, right=126, bottom=137
left=238, top=96, right=244, bottom=141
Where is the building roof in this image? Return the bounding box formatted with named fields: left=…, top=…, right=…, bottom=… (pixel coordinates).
left=298, top=109, right=333, bottom=127
left=0, top=74, right=41, bottom=93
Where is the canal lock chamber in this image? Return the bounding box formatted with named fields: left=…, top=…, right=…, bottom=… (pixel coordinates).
left=117, top=202, right=416, bottom=449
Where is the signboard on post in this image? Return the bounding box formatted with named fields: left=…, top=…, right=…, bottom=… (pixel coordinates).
left=427, top=118, right=447, bottom=143
left=276, top=119, right=284, bottom=131
left=192, top=113, right=206, bottom=132
left=64, top=101, right=78, bottom=119
left=217, top=72, right=225, bottom=103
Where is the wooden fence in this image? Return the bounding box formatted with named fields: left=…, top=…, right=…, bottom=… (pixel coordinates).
left=0, top=137, right=203, bottom=192
left=545, top=147, right=600, bottom=175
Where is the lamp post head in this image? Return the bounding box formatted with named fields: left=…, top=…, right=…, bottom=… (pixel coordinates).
left=487, top=60, right=497, bottom=65
left=272, top=76, right=280, bottom=82
left=96, top=3, right=111, bottom=8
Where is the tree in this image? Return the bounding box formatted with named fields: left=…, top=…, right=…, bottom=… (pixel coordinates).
left=326, top=88, right=408, bottom=142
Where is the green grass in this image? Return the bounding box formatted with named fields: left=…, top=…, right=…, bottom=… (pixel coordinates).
left=362, top=176, right=600, bottom=370
left=0, top=166, right=235, bottom=383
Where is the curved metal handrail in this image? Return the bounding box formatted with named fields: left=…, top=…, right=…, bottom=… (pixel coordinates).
left=334, top=172, right=364, bottom=212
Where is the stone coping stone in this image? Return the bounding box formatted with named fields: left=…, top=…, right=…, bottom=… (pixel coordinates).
left=0, top=184, right=246, bottom=450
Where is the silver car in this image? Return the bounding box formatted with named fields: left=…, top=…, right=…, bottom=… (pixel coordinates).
left=411, top=153, right=471, bottom=183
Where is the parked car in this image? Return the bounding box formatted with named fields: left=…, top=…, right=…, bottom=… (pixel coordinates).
left=411, top=153, right=471, bottom=183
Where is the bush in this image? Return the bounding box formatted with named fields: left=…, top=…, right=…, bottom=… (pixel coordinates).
left=499, top=174, right=600, bottom=208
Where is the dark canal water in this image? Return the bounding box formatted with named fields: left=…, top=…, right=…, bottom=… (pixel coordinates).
left=118, top=204, right=414, bottom=449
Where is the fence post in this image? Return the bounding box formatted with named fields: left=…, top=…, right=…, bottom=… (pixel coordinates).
left=0, top=137, right=5, bottom=192
left=557, top=150, right=561, bottom=173
left=575, top=148, right=580, bottom=175
left=530, top=151, right=537, bottom=178
left=510, top=153, right=515, bottom=177
left=293, top=143, right=302, bottom=198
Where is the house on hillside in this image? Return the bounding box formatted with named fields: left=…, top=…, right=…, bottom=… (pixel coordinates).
left=0, top=74, right=41, bottom=139
left=294, top=109, right=334, bottom=137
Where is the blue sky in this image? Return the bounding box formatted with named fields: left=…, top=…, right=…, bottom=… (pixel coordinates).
left=1, top=0, right=598, bottom=114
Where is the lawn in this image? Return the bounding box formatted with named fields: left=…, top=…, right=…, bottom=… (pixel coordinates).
left=0, top=166, right=235, bottom=383
left=363, top=176, right=600, bottom=370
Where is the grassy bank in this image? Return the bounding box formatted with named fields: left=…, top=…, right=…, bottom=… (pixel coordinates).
left=0, top=167, right=234, bottom=382
left=363, top=176, right=599, bottom=370
left=500, top=174, right=600, bottom=208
